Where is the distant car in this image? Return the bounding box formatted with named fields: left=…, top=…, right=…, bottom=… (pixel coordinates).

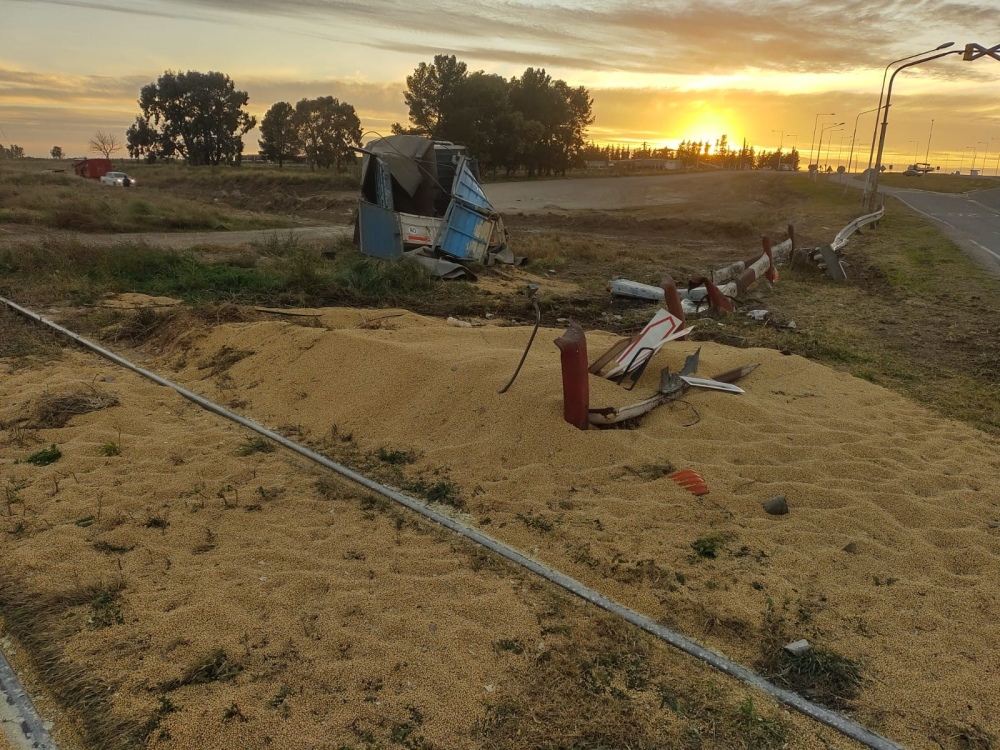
left=903, top=162, right=932, bottom=176
left=100, top=172, right=136, bottom=187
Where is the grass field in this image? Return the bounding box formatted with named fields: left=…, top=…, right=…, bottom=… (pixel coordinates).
left=0, top=161, right=295, bottom=232
left=2, top=170, right=998, bottom=435
left=876, top=171, right=1000, bottom=192
left=3, top=167, right=1000, bottom=749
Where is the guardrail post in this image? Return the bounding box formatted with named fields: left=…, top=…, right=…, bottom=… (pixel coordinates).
left=763, top=236, right=777, bottom=282
left=689, top=276, right=735, bottom=313
left=554, top=322, right=590, bottom=430
left=659, top=274, right=687, bottom=332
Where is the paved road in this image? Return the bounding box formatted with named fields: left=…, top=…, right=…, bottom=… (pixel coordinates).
left=881, top=185, right=1000, bottom=276
left=814, top=174, right=1000, bottom=278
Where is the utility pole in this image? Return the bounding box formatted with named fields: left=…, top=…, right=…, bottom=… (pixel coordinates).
left=809, top=113, right=834, bottom=176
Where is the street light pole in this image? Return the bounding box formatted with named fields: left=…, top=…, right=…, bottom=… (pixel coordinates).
left=771, top=129, right=784, bottom=170
left=817, top=122, right=844, bottom=172
left=981, top=137, right=995, bottom=174
left=847, top=107, right=879, bottom=175
left=959, top=146, right=973, bottom=173
left=866, top=48, right=963, bottom=212
left=924, top=119, right=935, bottom=163
left=809, top=113, right=834, bottom=175
left=864, top=42, right=955, bottom=198
left=784, top=135, right=798, bottom=170
left=824, top=128, right=843, bottom=170
left=972, top=141, right=984, bottom=173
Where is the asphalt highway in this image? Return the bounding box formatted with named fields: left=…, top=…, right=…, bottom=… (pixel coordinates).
left=884, top=185, right=1000, bottom=276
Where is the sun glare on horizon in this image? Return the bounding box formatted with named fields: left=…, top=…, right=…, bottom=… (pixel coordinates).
left=670, top=109, right=745, bottom=150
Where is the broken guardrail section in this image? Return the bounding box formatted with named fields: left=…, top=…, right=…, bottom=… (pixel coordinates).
left=610, top=227, right=794, bottom=314
left=791, top=206, right=885, bottom=280
left=556, top=308, right=758, bottom=429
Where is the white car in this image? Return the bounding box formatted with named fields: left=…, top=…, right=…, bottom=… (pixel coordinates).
left=100, top=172, right=136, bottom=187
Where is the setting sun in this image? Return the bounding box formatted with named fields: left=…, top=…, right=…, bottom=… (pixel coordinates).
left=673, top=107, right=745, bottom=149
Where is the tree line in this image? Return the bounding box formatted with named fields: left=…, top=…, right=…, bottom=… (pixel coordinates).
left=582, top=135, right=801, bottom=171
left=1, top=144, right=25, bottom=159
left=258, top=98, right=361, bottom=171
left=114, top=56, right=592, bottom=175
left=114, top=65, right=789, bottom=174
left=391, top=54, right=594, bottom=177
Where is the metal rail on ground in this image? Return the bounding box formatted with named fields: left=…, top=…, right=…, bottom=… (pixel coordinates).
left=0, top=294, right=906, bottom=750
left=0, top=646, right=57, bottom=750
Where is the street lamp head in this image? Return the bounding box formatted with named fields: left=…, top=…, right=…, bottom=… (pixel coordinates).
left=935, top=42, right=956, bottom=50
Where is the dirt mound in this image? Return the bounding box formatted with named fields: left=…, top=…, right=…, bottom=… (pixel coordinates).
left=148, top=308, right=1000, bottom=749
left=2, top=324, right=854, bottom=750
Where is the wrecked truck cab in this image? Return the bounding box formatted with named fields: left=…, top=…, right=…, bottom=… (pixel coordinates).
left=356, top=135, right=517, bottom=274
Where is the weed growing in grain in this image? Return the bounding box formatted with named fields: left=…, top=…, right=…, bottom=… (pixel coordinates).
left=160, top=649, right=242, bottom=692
left=376, top=447, right=418, bottom=465
left=88, top=585, right=125, bottom=629
left=691, top=535, right=726, bottom=559
left=23, top=444, right=62, bottom=466
left=767, top=646, right=863, bottom=708
left=402, top=477, right=463, bottom=510
left=495, top=638, right=525, bottom=655
left=237, top=436, right=275, bottom=456
left=222, top=703, right=248, bottom=723
left=99, top=440, right=121, bottom=457
left=733, top=698, right=788, bottom=747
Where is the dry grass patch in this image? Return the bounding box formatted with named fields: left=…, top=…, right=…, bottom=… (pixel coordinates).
left=0, top=306, right=64, bottom=364
left=22, top=387, right=120, bottom=429
left=479, top=607, right=793, bottom=750
left=0, top=575, right=155, bottom=750
left=0, top=163, right=292, bottom=233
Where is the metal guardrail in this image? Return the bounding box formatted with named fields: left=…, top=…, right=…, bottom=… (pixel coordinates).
left=0, top=646, right=57, bottom=750
left=832, top=206, right=884, bottom=250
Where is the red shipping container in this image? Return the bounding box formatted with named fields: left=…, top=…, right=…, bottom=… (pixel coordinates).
left=72, top=158, right=114, bottom=179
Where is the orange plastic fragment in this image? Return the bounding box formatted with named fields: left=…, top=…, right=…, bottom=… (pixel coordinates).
left=669, top=469, right=709, bottom=496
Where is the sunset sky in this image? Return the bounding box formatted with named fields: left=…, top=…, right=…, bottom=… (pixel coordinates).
left=2, top=0, right=999, bottom=172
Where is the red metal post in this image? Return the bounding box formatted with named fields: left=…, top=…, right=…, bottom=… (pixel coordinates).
left=762, top=236, right=777, bottom=282
left=689, top=276, right=735, bottom=313
left=659, top=274, right=687, bottom=330
left=554, top=322, right=590, bottom=430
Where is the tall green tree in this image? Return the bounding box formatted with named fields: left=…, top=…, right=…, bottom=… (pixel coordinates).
left=258, top=101, right=299, bottom=167
left=509, top=68, right=593, bottom=176
left=126, top=70, right=256, bottom=165
left=399, top=56, right=594, bottom=176
left=292, top=96, right=362, bottom=171
left=402, top=54, right=468, bottom=137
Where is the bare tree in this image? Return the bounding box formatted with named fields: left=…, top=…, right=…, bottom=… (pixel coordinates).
left=89, top=131, right=122, bottom=159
